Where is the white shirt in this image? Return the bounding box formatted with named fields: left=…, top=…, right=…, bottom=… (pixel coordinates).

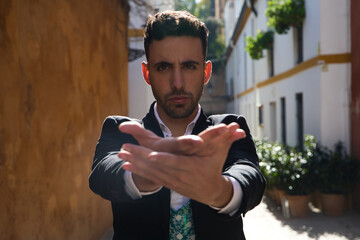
left=123, top=103, right=243, bottom=216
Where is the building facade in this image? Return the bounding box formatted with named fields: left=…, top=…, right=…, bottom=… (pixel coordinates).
left=224, top=0, right=352, bottom=152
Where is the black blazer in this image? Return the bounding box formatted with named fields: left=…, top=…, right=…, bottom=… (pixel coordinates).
left=89, top=103, right=266, bottom=240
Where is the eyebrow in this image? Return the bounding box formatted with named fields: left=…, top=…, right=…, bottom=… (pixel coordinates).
left=152, top=61, right=171, bottom=68
left=182, top=60, right=200, bottom=66
left=152, top=60, right=201, bottom=68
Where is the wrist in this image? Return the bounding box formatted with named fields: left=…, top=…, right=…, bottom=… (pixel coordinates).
left=132, top=173, right=161, bottom=192
left=209, top=176, right=233, bottom=208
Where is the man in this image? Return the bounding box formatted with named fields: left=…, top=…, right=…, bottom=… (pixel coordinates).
left=89, top=10, right=265, bottom=240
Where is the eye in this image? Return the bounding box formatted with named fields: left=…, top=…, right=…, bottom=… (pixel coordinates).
left=156, top=63, right=169, bottom=71
left=184, top=63, right=196, bottom=70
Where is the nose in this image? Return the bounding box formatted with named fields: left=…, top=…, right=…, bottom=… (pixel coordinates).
left=171, top=67, right=184, bottom=90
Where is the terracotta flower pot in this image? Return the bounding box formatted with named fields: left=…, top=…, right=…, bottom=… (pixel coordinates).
left=286, top=195, right=310, bottom=217
left=353, top=183, right=360, bottom=213
left=266, top=188, right=276, bottom=202
left=274, top=188, right=286, bottom=206
left=311, top=190, right=323, bottom=210
left=321, top=193, right=345, bottom=217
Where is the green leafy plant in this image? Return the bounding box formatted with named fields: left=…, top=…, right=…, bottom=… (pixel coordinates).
left=282, top=148, right=314, bottom=195
left=257, top=139, right=286, bottom=190
left=256, top=135, right=318, bottom=195
left=245, top=30, right=274, bottom=60
left=257, top=136, right=360, bottom=196
left=316, top=142, right=359, bottom=194
left=265, top=0, right=305, bottom=34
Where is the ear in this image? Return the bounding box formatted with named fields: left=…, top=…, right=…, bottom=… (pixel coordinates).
left=204, top=60, right=212, bottom=85
left=142, top=61, right=151, bottom=85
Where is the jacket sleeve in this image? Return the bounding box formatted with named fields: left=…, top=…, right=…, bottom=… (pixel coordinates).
left=217, top=115, right=266, bottom=216
left=88, top=116, right=138, bottom=202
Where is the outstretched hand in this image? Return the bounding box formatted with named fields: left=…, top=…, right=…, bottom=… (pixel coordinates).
left=118, top=122, right=246, bottom=207
left=119, top=122, right=204, bottom=155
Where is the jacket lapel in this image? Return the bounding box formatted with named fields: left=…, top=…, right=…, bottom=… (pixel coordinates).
left=191, top=109, right=210, bottom=135
left=142, top=102, right=164, bottom=137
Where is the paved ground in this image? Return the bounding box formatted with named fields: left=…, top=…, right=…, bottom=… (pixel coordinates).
left=100, top=196, right=360, bottom=240
left=244, top=196, right=360, bottom=240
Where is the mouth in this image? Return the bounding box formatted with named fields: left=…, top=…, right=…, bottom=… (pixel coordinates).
left=168, top=96, right=189, bottom=105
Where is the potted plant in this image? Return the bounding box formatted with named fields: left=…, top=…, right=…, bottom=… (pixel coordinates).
left=282, top=135, right=318, bottom=217
left=257, top=139, right=277, bottom=202
left=265, top=0, right=306, bottom=34
left=316, top=142, right=358, bottom=216
left=245, top=30, right=274, bottom=60
left=353, top=160, right=360, bottom=212
left=257, top=139, right=287, bottom=205
left=282, top=151, right=312, bottom=217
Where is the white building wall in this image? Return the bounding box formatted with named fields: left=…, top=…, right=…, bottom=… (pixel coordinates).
left=224, top=0, right=351, bottom=150
left=224, top=0, right=235, bottom=47
left=234, top=0, right=245, bottom=21
left=128, top=53, right=155, bottom=119
left=128, top=1, right=175, bottom=119
left=303, top=0, right=320, bottom=60
left=318, top=0, right=351, bottom=151
left=320, top=64, right=351, bottom=151
left=273, top=31, right=296, bottom=74
left=320, top=0, right=351, bottom=54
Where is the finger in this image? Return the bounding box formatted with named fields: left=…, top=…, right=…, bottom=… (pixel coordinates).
left=149, top=136, right=203, bottom=154
left=194, top=124, right=240, bottom=156
left=121, top=161, right=137, bottom=172
left=222, top=123, right=245, bottom=144
left=230, top=129, right=246, bottom=142
left=203, top=123, right=244, bottom=147
left=119, top=122, right=160, bottom=145
left=118, top=143, right=153, bottom=162
left=147, top=151, right=191, bottom=170
left=198, top=124, right=228, bottom=143
left=119, top=145, right=166, bottom=185
left=122, top=154, right=182, bottom=189
left=226, top=122, right=239, bottom=132
left=119, top=122, right=203, bottom=154
left=119, top=144, right=189, bottom=174
left=170, top=135, right=204, bottom=155
left=122, top=161, right=166, bottom=187
left=118, top=144, right=158, bottom=176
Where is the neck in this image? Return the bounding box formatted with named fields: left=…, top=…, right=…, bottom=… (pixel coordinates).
left=156, top=105, right=198, bottom=137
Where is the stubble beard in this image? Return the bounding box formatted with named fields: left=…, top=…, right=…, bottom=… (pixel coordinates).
left=154, top=86, right=203, bottom=119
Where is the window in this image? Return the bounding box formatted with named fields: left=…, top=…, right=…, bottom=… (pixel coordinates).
left=268, top=45, right=274, bottom=77
left=258, top=105, right=264, bottom=126
left=269, top=102, right=277, bottom=142
left=296, top=93, right=304, bottom=150
left=229, top=78, right=234, bottom=97
left=294, top=26, right=303, bottom=64
left=244, top=34, right=247, bottom=90
left=280, top=97, right=286, bottom=145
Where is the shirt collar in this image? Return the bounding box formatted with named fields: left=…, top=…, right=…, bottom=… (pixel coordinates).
left=153, top=102, right=201, bottom=137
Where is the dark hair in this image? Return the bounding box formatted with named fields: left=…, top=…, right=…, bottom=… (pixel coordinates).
left=144, top=10, right=209, bottom=60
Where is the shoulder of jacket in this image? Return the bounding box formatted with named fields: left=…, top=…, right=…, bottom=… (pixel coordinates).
left=103, top=116, right=142, bottom=125
left=207, top=114, right=244, bottom=125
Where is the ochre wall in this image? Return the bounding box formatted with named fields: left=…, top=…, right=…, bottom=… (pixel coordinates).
left=0, top=0, right=128, bottom=239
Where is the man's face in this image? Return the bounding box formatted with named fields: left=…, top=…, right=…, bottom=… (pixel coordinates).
left=142, top=36, right=211, bottom=119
